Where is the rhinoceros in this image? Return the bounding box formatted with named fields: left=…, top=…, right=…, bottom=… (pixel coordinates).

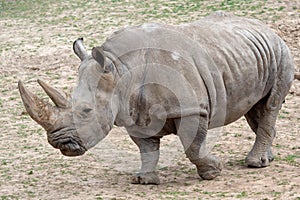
left=19, top=11, right=294, bottom=184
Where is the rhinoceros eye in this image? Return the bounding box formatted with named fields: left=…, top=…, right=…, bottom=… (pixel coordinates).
left=82, top=108, right=93, bottom=113
left=78, top=107, right=93, bottom=119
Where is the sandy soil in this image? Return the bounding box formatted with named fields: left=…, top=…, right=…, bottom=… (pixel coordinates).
left=0, top=0, right=299, bottom=199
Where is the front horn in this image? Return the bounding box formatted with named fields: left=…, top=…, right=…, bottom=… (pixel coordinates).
left=18, top=81, right=59, bottom=132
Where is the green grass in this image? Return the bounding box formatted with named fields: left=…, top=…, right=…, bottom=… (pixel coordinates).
left=275, top=154, right=299, bottom=166
left=163, top=191, right=189, bottom=196
left=1, top=195, right=18, bottom=200
left=284, top=154, right=299, bottom=165
left=0, top=0, right=269, bottom=24
left=236, top=191, right=247, bottom=198
left=0, top=0, right=280, bottom=53
left=271, top=191, right=281, bottom=198
left=1, top=0, right=53, bottom=18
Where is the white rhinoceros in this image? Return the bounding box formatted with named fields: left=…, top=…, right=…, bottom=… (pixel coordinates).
left=19, top=11, right=294, bottom=184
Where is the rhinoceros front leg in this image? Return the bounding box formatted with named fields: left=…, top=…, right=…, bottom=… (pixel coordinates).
left=129, top=136, right=161, bottom=185
left=175, top=116, right=222, bottom=180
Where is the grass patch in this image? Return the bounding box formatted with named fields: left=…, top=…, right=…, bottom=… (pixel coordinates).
left=0, top=0, right=270, bottom=26
left=275, top=154, right=299, bottom=166
left=163, top=190, right=189, bottom=196
left=1, top=195, right=18, bottom=200
left=236, top=191, right=247, bottom=198
left=284, top=154, right=299, bottom=165
left=1, top=0, right=53, bottom=18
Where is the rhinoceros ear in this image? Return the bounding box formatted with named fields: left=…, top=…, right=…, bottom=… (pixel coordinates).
left=73, top=38, right=88, bottom=61
left=92, top=46, right=105, bottom=67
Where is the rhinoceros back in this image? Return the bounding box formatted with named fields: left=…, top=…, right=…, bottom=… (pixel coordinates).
left=102, top=13, right=293, bottom=128
left=187, top=13, right=293, bottom=126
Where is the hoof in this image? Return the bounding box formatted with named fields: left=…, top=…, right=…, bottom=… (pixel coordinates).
left=246, top=154, right=270, bottom=168
left=195, top=155, right=223, bottom=180
left=246, top=147, right=274, bottom=167
left=131, top=172, right=160, bottom=185
left=267, top=148, right=274, bottom=162
left=198, top=168, right=221, bottom=180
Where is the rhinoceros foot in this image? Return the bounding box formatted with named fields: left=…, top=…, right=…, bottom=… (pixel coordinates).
left=246, top=147, right=274, bottom=168
left=246, top=155, right=269, bottom=167
left=246, top=154, right=270, bottom=168
left=195, top=155, right=223, bottom=180
left=131, top=172, right=160, bottom=185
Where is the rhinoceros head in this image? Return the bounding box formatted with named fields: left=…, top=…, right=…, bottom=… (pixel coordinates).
left=19, top=38, right=118, bottom=156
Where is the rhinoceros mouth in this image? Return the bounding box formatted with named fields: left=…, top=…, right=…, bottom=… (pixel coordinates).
left=49, top=127, right=87, bottom=156
left=60, top=144, right=86, bottom=156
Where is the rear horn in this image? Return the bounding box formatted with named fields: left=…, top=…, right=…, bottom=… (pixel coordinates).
left=18, top=80, right=59, bottom=132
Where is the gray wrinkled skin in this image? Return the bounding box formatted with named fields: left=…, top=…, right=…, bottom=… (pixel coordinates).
left=19, top=12, right=294, bottom=184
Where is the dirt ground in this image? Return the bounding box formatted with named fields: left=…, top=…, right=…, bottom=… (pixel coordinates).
left=0, top=0, right=299, bottom=199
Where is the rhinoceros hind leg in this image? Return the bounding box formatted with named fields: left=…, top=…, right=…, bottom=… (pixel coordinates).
left=244, top=91, right=284, bottom=167
left=245, top=45, right=293, bottom=167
